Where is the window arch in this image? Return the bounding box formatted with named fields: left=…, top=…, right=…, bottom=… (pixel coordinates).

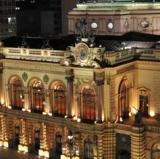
left=118, top=79, right=129, bottom=120
left=151, top=142, right=160, bottom=159
left=34, top=127, right=40, bottom=150
left=84, top=138, right=96, bottom=159
left=30, top=80, right=44, bottom=113
left=50, top=82, right=66, bottom=116
left=9, top=76, right=24, bottom=110
left=138, top=87, right=149, bottom=117
left=81, top=87, right=96, bottom=122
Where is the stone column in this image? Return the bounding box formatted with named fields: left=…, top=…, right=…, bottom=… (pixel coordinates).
left=39, top=123, right=50, bottom=158
left=28, top=121, right=33, bottom=151
left=0, top=69, right=8, bottom=107
left=0, top=115, right=9, bottom=148
left=5, top=84, right=10, bottom=107
left=103, top=122, right=116, bottom=159
left=0, top=64, right=3, bottom=105
left=8, top=117, right=14, bottom=148
left=94, top=71, right=105, bottom=122
left=44, top=89, right=51, bottom=114
left=18, top=119, right=28, bottom=153
left=65, top=69, right=74, bottom=117
left=131, top=125, right=145, bottom=159
left=97, top=135, right=103, bottom=159
left=79, top=134, right=85, bottom=159
left=24, top=87, right=29, bottom=110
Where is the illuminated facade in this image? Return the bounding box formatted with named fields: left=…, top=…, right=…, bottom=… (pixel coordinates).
left=0, top=33, right=160, bottom=159
left=0, top=1, right=160, bottom=159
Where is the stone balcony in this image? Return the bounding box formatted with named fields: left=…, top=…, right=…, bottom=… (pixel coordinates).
left=115, top=115, right=160, bottom=134
left=0, top=107, right=106, bottom=133
left=2, top=47, right=66, bottom=63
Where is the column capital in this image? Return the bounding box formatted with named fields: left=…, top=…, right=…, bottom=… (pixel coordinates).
left=94, top=71, right=105, bottom=86
left=65, top=69, right=74, bottom=82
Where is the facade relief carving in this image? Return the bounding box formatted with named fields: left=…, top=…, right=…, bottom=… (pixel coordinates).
left=22, top=72, right=28, bottom=82
left=61, top=41, right=106, bottom=68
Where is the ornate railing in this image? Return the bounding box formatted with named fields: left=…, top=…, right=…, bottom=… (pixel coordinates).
left=2, top=47, right=66, bottom=63
left=0, top=107, right=106, bottom=133
left=107, top=48, right=159, bottom=65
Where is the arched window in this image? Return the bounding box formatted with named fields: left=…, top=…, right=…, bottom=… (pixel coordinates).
left=118, top=79, right=129, bottom=120
left=14, top=125, right=20, bottom=147
left=151, top=142, right=160, bottom=159
left=30, top=80, right=44, bottom=113
left=54, top=133, right=62, bottom=158
left=50, top=82, right=66, bottom=116
left=81, top=87, right=96, bottom=122
left=139, top=88, right=149, bottom=117
left=9, top=77, right=24, bottom=110
left=34, top=128, right=40, bottom=150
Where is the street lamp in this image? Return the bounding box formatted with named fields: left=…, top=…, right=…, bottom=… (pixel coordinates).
left=61, top=130, right=79, bottom=159
left=68, top=130, right=73, bottom=159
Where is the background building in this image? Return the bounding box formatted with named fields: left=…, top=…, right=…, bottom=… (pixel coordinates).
left=16, top=0, right=76, bottom=37
left=68, top=1, right=160, bottom=36
left=0, top=0, right=16, bottom=39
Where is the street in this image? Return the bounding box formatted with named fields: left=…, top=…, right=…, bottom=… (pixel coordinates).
left=0, top=148, right=42, bottom=159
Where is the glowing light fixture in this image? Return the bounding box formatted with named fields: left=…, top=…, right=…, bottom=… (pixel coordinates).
left=132, top=107, right=138, bottom=115
left=150, top=110, right=155, bottom=117
left=91, top=22, right=98, bottom=29
left=77, top=118, right=81, bottom=122
left=119, top=117, right=123, bottom=123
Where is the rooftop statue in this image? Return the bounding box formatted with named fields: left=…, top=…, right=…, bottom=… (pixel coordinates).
left=75, top=19, right=88, bottom=38
left=134, top=110, right=142, bottom=124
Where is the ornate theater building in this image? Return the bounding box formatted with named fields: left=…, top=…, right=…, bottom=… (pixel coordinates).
left=0, top=1, right=160, bottom=159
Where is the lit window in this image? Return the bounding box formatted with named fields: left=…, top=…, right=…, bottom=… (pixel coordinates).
left=118, top=79, right=129, bottom=120
left=81, top=87, right=96, bottom=123
left=138, top=88, right=149, bottom=117
left=50, top=82, right=66, bottom=116
left=9, top=77, right=24, bottom=110
left=30, top=80, right=44, bottom=113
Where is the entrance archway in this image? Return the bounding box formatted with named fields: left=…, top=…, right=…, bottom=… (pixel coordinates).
left=53, top=133, right=62, bottom=159
left=151, top=142, right=160, bottom=159
left=34, top=128, right=40, bottom=151
left=84, top=139, right=94, bottom=159
left=14, top=125, right=20, bottom=149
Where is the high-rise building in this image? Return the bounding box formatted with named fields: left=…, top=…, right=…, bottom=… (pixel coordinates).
left=16, top=0, right=76, bottom=37
left=0, top=0, right=16, bottom=39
